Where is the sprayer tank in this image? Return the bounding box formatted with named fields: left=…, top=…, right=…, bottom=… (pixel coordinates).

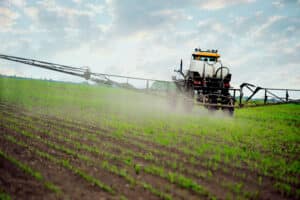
left=189, top=60, right=215, bottom=77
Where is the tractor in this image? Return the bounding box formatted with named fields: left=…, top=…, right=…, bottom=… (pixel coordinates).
left=173, top=48, right=235, bottom=115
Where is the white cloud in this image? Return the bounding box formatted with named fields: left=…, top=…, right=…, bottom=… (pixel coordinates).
left=36, top=0, right=103, bottom=19
left=150, top=9, right=191, bottom=22
left=72, top=0, right=82, bottom=4
left=234, top=16, right=246, bottom=26
left=24, top=6, right=39, bottom=21
left=286, top=26, right=296, bottom=32
left=98, top=24, right=111, bottom=33
left=21, top=0, right=106, bottom=44
left=85, top=3, right=104, bottom=14
left=197, top=18, right=212, bottom=27
left=255, top=10, right=263, bottom=17
left=272, top=1, right=284, bottom=8
left=105, top=0, right=198, bottom=38
left=5, top=0, right=26, bottom=7
left=0, top=7, right=19, bottom=31
left=251, top=15, right=285, bottom=39
left=197, top=0, right=256, bottom=10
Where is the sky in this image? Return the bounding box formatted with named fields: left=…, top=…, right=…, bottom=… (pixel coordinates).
left=0, top=0, right=300, bottom=90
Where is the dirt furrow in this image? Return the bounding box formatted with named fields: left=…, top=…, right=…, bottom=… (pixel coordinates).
left=0, top=103, right=296, bottom=199
left=0, top=134, right=113, bottom=200
left=1, top=116, right=279, bottom=200
left=0, top=107, right=292, bottom=198
left=0, top=156, right=56, bottom=200
left=1, top=123, right=205, bottom=199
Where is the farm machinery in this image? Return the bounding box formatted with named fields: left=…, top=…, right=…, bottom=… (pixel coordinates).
left=172, top=48, right=235, bottom=115
left=0, top=49, right=299, bottom=116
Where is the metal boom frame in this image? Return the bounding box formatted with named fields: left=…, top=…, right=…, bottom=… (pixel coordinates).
left=0, top=54, right=170, bottom=89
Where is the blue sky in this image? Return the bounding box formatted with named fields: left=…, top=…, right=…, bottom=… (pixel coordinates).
left=0, top=0, right=300, bottom=89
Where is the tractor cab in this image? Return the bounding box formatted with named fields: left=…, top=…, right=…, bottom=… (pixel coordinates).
left=189, top=48, right=221, bottom=78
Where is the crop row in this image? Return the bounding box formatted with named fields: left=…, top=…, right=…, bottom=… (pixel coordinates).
left=2, top=123, right=214, bottom=199
left=1, top=127, right=174, bottom=200
left=2, top=109, right=298, bottom=190
left=0, top=147, right=61, bottom=197
left=1, top=104, right=297, bottom=186
left=1, top=115, right=268, bottom=199
left=0, top=106, right=298, bottom=198
left=0, top=109, right=267, bottom=175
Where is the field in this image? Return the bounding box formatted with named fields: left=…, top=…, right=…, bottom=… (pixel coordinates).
left=0, top=77, right=299, bottom=200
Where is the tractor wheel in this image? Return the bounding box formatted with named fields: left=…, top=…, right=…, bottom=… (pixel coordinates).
left=207, top=105, right=218, bottom=114
left=222, top=97, right=234, bottom=116
left=229, top=107, right=234, bottom=116
left=206, top=95, right=218, bottom=114
left=222, top=107, right=234, bottom=116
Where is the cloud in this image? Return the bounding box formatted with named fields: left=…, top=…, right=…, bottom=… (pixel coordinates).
left=0, top=0, right=26, bottom=8
left=0, top=7, right=19, bottom=31
left=250, top=15, right=285, bottom=39
left=105, top=0, right=257, bottom=39
left=187, top=12, right=300, bottom=87
left=85, top=3, right=105, bottom=14
left=10, top=0, right=26, bottom=7
left=282, top=0, right=300, bottom=5
left=72, top=0, right=82, bottom=4
left=24, top=6, right=39, bottom=21
left=196, top=0, right=256, bottom=10
left=106, top=0, right=193, bottom=37
left=36, top=0, right=100, bottom=19
left=0, top=0, right=300, bottom=90
left=17, top=0, right=107, bottom=55
left=272, top=1, right=285, bottom=8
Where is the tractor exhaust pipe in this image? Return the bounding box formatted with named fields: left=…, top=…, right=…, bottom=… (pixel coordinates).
left=174, top=59, right=185, bottom=78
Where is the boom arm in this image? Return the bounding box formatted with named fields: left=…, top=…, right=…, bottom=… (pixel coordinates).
left=0, top=54, right=92, bottom=80
left=0, top=54, right=171, bottom=87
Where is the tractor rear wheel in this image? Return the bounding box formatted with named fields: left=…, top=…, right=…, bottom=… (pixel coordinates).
left=222, top=97, right=234, bottom=116
left=222, top=107, right=234, bottom=116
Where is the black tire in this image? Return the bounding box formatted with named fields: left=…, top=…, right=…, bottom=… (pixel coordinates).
left=222, top=97, right=234, bottom=116
left=207, top=105, right=218, bottom=114
left=206, top=94, right=218, bottom=113
left=222, top=107, right=234, bottom=116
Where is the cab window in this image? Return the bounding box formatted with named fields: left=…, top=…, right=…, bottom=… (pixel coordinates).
left=193, top=55, right=201, bottom=60
left=193, top=55, right=217, bottom=62
left=209, top=57, right=217, bottom=62
left=200, top=56, right=217, bottom=62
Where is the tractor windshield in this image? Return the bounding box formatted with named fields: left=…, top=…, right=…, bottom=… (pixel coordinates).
left=201, top=57, right=217, bottom=62
left=193, top=55, right=217, bottom=62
